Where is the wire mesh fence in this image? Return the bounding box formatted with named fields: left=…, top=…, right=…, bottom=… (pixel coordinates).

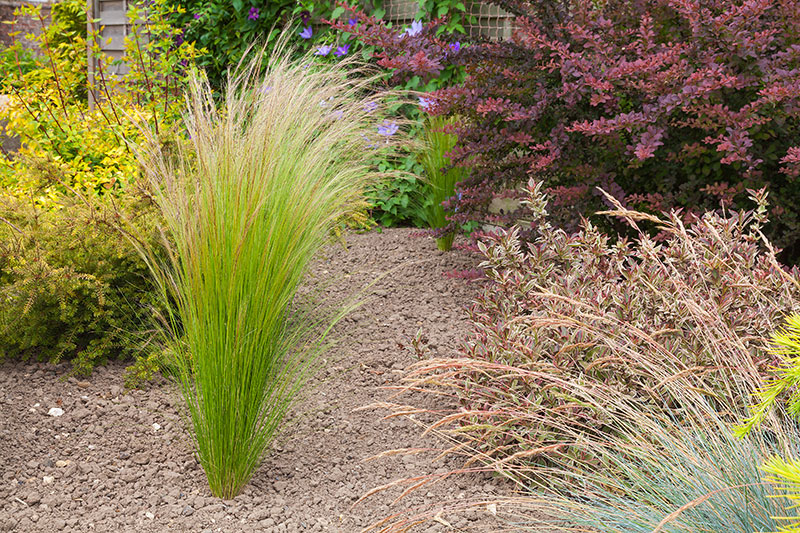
left=383, top=0, right=514, bottom=40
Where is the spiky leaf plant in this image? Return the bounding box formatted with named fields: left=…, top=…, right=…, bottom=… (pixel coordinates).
left=418, top=115, right=468, bottom=251
left=134, top=38, right=399, bottom=498
left=739, top=314, right=800, bottom=533
left=739, top=314, right=800, bottom=435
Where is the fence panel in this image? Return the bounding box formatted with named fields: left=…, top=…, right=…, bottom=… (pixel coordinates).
left=87, top=0, right=131, bottom=105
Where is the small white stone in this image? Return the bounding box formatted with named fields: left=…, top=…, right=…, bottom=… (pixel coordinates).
left=55, top=460, right=69, bottom=468
left=145, top=512, right=155, bottom=520
left=152, top=423, right=161, bottom=431
left=33, top=403, right=40, bottom=408
left=42, top=476, right=54, bottom=485
left=47, top=407, right=64, bottom=417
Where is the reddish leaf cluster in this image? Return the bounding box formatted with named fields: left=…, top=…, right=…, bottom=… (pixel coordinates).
left=336, top=0, right=800, bottom=259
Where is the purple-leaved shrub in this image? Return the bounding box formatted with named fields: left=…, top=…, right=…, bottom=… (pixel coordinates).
left=333, top=0, right=800, bottom=260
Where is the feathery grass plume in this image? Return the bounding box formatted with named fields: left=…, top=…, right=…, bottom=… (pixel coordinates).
left=133, top=33, right=403, bottom=498
left=515, top=376, right=800, bottom=532
left=418, top=115, right=469, bottom=251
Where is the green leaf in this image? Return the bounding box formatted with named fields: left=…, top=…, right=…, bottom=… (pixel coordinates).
left=331, top=6, right=345, bottom=19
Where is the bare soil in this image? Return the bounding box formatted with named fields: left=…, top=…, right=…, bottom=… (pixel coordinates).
left=0, top=229, right=515, bottom=533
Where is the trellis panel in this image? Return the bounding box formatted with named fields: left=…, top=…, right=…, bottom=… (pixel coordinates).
left=383, top=0, right=514, bottom=40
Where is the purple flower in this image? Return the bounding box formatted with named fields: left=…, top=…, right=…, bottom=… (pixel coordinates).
left=334, top=44, right=350, bottom=57
left=299, top=26, right=313, bottom=39
left=259, top=86, right=272, bottom=94
left=348, top=18, right=358, bottom=26
left=403, top=20, right=423, bottom=37
left=377, top=120, right=399, bottom=137
left=450, top=41, right=461, bottom=52
left=193, top=13, right=201, bottom=19
left=300, top=10, right=311, bottom=25
left=315, top=45, right=332, bottom=56
left=419, top=96, right=433, bottom=111
left=361, top=134, right=378, bottom=149
left=362, top=101, right=378, bottom=114
left=248, top=7, right=259, bottom=20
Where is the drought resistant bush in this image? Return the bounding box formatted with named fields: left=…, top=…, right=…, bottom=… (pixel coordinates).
left=418, top=115, right=469, bottom=250
left=339, top=0, right=800, bottom=259
left=433, top=181, right=800, bottom=447
left=134, top=39, right=403, bottom=498
left=0, top=190, right=163, bottom=375
left=0, top=0, right=194, bottom=374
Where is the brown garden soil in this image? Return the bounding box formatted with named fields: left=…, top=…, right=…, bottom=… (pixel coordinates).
left=0, top=229, right=523, bottom=533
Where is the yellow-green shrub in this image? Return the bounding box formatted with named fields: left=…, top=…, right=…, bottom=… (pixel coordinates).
left=0, top=0, right=194, bottom=203
left=735, top=314, right=800, bottom=533
left=0, top=0, right=191, bottom=373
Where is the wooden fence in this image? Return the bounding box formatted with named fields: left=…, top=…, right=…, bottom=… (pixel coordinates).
left=86, top=0, right=133, bottom=105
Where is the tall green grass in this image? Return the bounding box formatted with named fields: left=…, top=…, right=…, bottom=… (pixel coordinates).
left=418, top=116, right=468, bottom=251
left=134, top=41, right=396, bottom=498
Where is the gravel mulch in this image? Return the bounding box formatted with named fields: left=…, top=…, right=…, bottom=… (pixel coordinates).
left=0, top=229, right=516, bottom=533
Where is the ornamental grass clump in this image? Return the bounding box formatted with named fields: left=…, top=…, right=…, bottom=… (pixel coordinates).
left=418, top=115, right=469, bottom=251
left=134, top=41, right=397, bottom=498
